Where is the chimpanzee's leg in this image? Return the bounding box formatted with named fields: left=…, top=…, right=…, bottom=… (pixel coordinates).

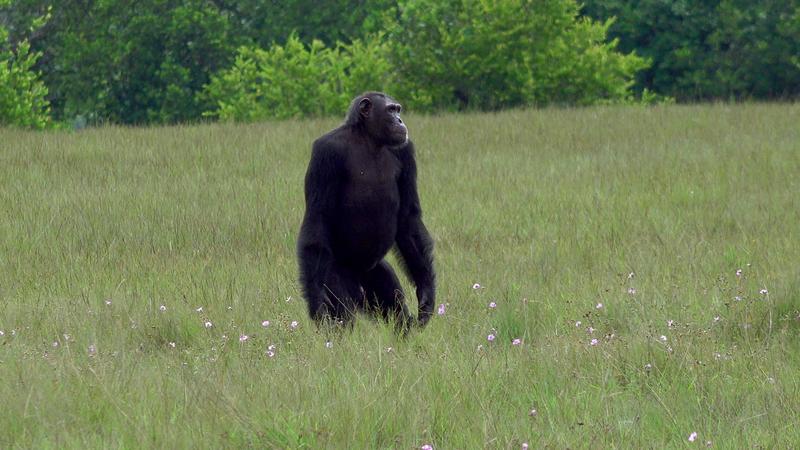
left=361, top=260, right=413, bottom=331
left=311, top=263, right=363, bottom=328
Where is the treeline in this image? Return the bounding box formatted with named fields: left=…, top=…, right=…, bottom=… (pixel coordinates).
left=1, top=0, right=798, bottom=128
left=582, top=0, right=800, bottom=101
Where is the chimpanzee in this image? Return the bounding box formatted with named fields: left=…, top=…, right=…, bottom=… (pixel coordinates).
left=297, top=92, right=436, bottom=331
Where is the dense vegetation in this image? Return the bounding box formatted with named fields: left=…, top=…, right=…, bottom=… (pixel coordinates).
left=582, top=0, right=800, bottom=101
left=2, top=0, right=797, bottom=127
left=2, top=104, right=798, bottom=447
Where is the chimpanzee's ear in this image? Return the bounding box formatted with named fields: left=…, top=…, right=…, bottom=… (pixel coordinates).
left=358, top=97, right=372, bottom=118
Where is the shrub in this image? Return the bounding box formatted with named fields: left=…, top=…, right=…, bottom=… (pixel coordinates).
left=202, top=35, right=393, bottom=121
left=0, top=2, right=51, bottom=129
left=385, top=0, right=649, bottom=111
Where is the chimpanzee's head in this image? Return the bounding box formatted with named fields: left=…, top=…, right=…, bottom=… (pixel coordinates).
left=346, top=92, right=408, bottom=146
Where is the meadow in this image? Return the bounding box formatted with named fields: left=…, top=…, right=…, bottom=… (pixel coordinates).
left=1, top=103, right=798, bottom=448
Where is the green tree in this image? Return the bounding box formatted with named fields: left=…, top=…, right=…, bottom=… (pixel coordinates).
left=0, top=1, right=50, bottom=128
left=582, top=0, right=800, bottom=100
left=6, top=0, right=241, bottom=125
left=385, top=0, right=648, bottom=111
left=202, top=35, right=393, bottom=121
left=214, top=0, right=395, bottom=47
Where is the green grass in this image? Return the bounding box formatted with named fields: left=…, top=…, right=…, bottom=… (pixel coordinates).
left=1, top=103, right=799, bottom=448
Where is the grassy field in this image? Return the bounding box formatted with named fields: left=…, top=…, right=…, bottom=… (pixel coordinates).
left=1, top=103, right=799, bottom=448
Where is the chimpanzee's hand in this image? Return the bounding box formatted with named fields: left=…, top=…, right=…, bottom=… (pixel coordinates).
left=417, top=286, right=435, bottom=327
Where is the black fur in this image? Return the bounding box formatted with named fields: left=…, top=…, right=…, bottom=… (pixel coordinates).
left=297, top=92, right=436, bottom=331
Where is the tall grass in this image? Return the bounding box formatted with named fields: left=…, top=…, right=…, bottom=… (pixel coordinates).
left=1, top=103, right=798, bottom=448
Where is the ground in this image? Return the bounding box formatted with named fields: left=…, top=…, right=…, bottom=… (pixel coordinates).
left=1, top=103, right=798, bottom=448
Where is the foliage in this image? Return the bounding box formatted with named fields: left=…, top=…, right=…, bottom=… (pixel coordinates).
left=0, top=2, right=50, bottom=128
left=4, top=0, right=798, bottom=125
left=202, top=35, right=393, bottom=121
left=384, top=0, right=649, bottom=111
left=4, top=0, right=394, bottom=125
left=4, top=0, right=241, bottom=125
left=204, top=0, right=648, bottom=118
left=582, top=0, right=800, bottom=100
left=216, top=0, right=396, bottom=47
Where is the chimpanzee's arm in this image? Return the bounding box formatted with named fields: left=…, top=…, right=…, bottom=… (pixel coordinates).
left=394, top=142, right=436, bottom=326
left=297, top=141, right=343, bottom=320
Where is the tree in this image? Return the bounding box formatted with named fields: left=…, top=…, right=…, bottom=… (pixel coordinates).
left=0, top=1, right=50, bottom=128
left=384, top=0, right=649, bottom=111
left=582, top=0, right=800, bottom=100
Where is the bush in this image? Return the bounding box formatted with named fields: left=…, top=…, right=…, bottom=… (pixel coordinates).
left=202, top=35, right=393, bottom=121
left=0, top=4, right=51, bottom=129
left=385, top=0, right=649, bottom=111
